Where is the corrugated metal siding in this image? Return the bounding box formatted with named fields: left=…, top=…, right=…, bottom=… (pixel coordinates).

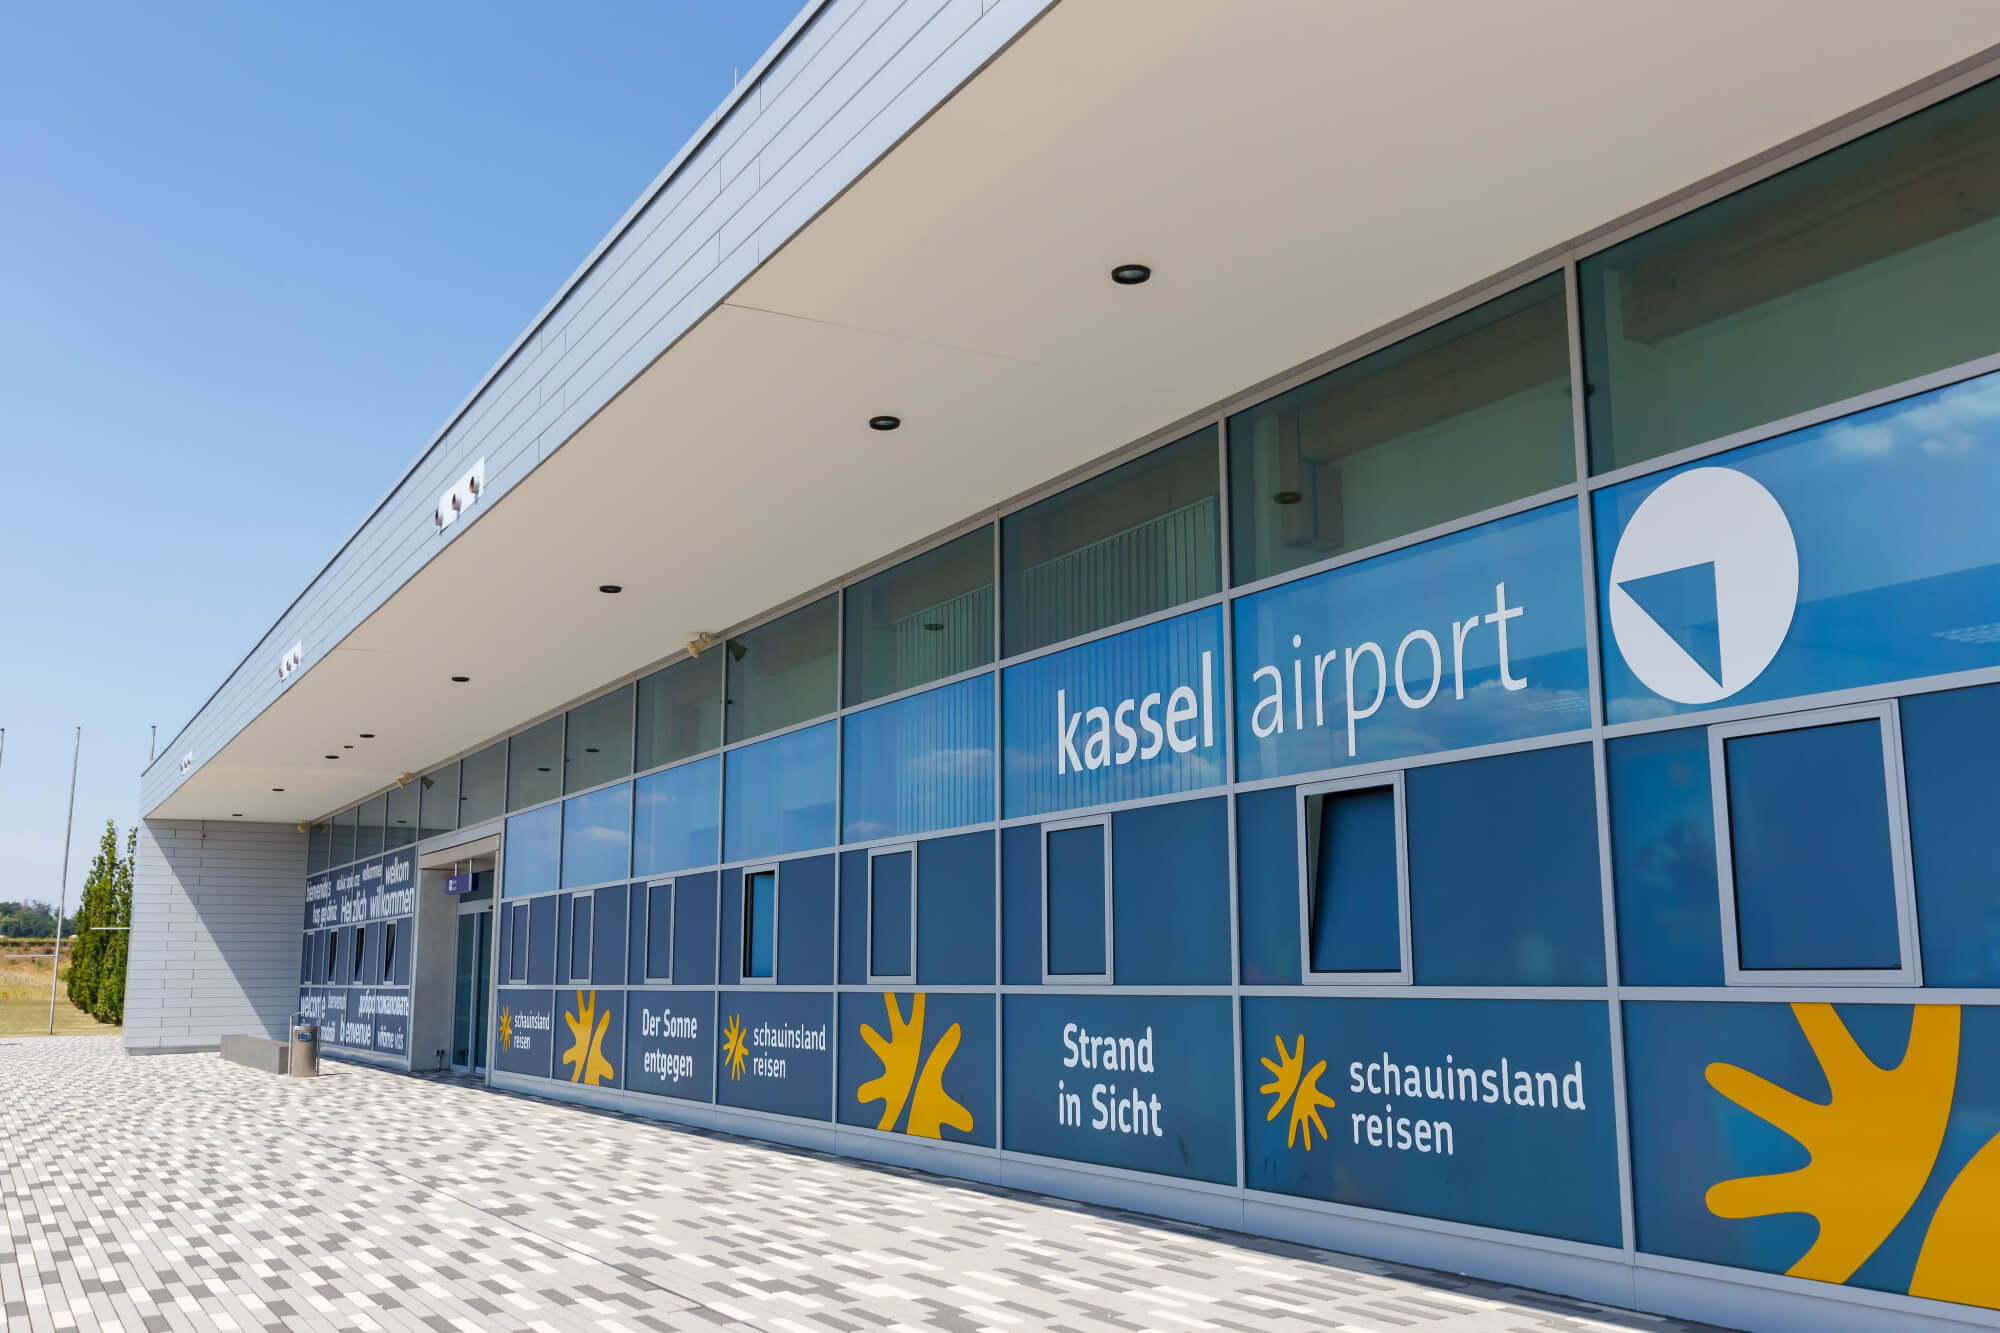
left=141, top=0, right=1056, bottom=815
left=124, top=820, right=307, bottom=1051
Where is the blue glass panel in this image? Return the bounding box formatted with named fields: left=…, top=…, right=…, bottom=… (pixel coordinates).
left=673, top=873, right=717, bottom=986
left=718, top=869, right=742, bottom=985
left=560, top=783, right=631, bottom=888
left=1726, top=720, right=1899, bottom=971
left=1408, top=745, right=1605, bottom=986
left=776, top=855, right=834, bottom=986
left=916, top=831, right=996, bottom=986
left=837, top=850, right=868, bottom=985
left=1606, top=728, right=1724, bottom=986
left=1904, top=683, right=2000, bottom=985
left=744, top=870, right=776, bottom=979
left=1045, top=823, right=1107, bottom=976
left=1111, top=798, right=1231, bottom=986
left=869, top=850, right=913, bottom=977
left=554, top=894, right=572, bottom=985
left=625, top=884, right=646, bottom=985
left=570, top=894, right=593, bottom=979
left=1597, top=372, right=2000, bottom=723
left=1309, top=786, right=1400, bottom=973
left=646, top=882, right=673, bottom=980
left=1233, top=501, right=1589, bottom=782
left=633, top=755, right=720, bottom=877
left=1003, top=606, right=1224, bottom=819
left=723, top=722, right=836, bottom=862
left=1235, top=787, right=1301, bottom=985
left=1000, top=826, right=1041, bottom=986
left=593, top=885, right=625, bottom=986
left=841, top=676, right=995, bottom=841
left=502, top=805, right=560, bottom=899
left=526, top=896, right=557, bottom=986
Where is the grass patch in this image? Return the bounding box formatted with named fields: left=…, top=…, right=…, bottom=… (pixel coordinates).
left=0, top=946, right=121, bottom=1037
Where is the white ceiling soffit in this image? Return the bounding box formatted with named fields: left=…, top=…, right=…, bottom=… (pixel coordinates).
left=152, top=0, right=2000, bottom=822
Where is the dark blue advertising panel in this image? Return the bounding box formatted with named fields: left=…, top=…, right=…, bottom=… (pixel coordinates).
left=714, top=990, right=833, bottom=1120
left=553, top=988, right=624, bottom=1089
left=1625, top=1001, right=2000, bottom=1315
left=304, top=873, right=335, bottom=929
left=359, top=988, right=410, bottom=1060
left=331, top=861, right=370, bottom=926
left=1242, top=996, right=1621, bottom=1246
left=1596, top=370, right=2000, bottom=724
left=326, top=990, right=373, bottom=1051
left=1002, top=993, right=1235, bottom=1184
left=367, top=847, right=417, bottom=919
left=1232, top=501, right=1589, bottom=782
left=626, top=989, right=715, bottom=1103
left=1002, top=607, right=1225, bottom=818
left=495, top=988, right=557, bottom=1078
left=838, top=991, right=995, bottom=1147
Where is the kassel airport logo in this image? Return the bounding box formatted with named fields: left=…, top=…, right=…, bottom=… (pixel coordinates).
left=1608, top=466, right=1798, bottom=705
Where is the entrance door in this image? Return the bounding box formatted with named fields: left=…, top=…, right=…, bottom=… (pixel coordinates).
left=451, top=909, right=492, bottom=1072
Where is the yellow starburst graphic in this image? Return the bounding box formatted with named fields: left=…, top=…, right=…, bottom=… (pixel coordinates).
left=560, top=990, right=616, bottom=1086
left=1261, top=1034, right=1337, bottom=1150
left=856, top=992, right=972, bottom=1138
left=722, top=1013, right=748, bottom=1081
left=498, top=1006, right=513, bottom=1051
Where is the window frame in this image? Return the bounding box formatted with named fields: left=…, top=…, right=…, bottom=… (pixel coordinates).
left=350, top=925, right=365, bottom=983
left=865, top=843, right=918, bottom=985
left=1040, top=815, right=1114, bottom=985
left=383, top=919, right=398, bottom=983
left=1709, top=700, right=1921, bottom=987
left=1295, top=771, right=1413, bottom=986
left=644, top=878, right=675, bottom=983
left=567, top=890, right=593, bottom=985
left=741, top=863, right=780, bottom=985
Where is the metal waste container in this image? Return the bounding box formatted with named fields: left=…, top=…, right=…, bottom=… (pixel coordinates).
left=289, top=1013, right=319, bottom=1077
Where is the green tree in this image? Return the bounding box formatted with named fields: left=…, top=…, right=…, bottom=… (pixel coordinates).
left=92, top=826, right=135, bottom=1023
left=67, top=822, right=119, bottom=1009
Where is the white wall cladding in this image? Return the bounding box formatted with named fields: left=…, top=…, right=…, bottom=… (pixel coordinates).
left=140, top=0, right=1054, bottom=816
left=124, top=820, right=307, bottom=1052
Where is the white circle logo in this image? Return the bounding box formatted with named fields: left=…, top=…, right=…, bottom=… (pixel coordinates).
left=1608, top=467, right=1798, bottom=705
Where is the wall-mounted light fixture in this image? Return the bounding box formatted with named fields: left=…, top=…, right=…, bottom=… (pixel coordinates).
left=277, top=641, right=305, bottom=682
left=434, top=458, right=486, bottom=531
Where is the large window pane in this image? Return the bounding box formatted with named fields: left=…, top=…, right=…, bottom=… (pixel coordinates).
left=355, top=796, right=385, bottom=860
left=307, top=821, right=330, bottom=872
left=331, top=807, right=356, bottom=866
left=722, top=721, right=836, bottom=862
left=1002, top=427, right=1219, bottom=657
left=503, top=804, right=561, bottom=899
left=633, top=755, right=721, bottom=876
left=1230, top=274, right=1572, bottom=585
left=725, top=596, right=837, bottom=742
left=385, top=781, right=418, bottom=848
left=636, top=653, right=722, bottom=771
left=844, top=528, right=995, bottom=705
left=419, top=762, right=459, bottom=839
left=507, top=716, right=562, bottom=811
left=460, top=741, right=505, bottom=825
left=1582, top=78, right=2000, bottom=474
left=561, top=783, right=632, bottom=888
left=565, top=684, right=633, bottom=793
left=841, top=676, right=994, bottom=842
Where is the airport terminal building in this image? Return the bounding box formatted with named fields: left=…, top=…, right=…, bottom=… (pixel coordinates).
left=128, top=5, right=2000, bottom=1330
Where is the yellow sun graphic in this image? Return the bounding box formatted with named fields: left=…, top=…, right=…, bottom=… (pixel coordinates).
left=560, top=990, right=616, bottom=1086
left=498, top=1006, right=513, bottom=1051
left=1260, top=1034, right=1337, bottom=1150
left=855, top=992, right=972, bottom=1138
left=722, top=1013, right=748, bottom=1081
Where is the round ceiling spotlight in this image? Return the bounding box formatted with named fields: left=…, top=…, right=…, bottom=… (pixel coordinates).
left=1273, top=490, right=1303, bottom=506
left=1110, top=263, right=1152, bottom=286
left=359, top=732, right=375, bottom=739
left=451, top=675, right=470, bottom=683
left=598, top=584, right=623, bottom=594
left=272, top=787, right=285, bottom=793
left=231, top=813, right=243, bottom=818
left=325, top=754, right=339, bottom=760
left=869, top=415, right=901, bottom=431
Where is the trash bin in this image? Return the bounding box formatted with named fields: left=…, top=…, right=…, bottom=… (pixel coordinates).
left=289, top=1013, right=319, bottom=1078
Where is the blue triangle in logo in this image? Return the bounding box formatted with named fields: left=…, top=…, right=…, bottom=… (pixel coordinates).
left=1619, top=561, right=1722, bottom=686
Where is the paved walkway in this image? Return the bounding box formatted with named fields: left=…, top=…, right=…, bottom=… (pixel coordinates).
left=0, top=1038, right=1730, bottom=1333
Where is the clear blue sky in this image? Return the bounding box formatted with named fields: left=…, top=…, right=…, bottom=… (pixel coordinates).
left=0, top=0, right=804, bottom=909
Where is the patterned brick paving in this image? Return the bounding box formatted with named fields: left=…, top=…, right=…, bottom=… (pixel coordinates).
left=0, top=1038, right=1734, bottom=1333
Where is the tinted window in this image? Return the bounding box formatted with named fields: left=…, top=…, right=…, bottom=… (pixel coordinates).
left=385, top=781, right=417, bottom=848
left=1231, top=273, right=1573, bottom=585
left=636, top=653, right=722, bottom=770
left=508, top=717, right=562, bottom=811
left=419, top=762, right=459, bottom=839
left=743, top=869, right=776, bottom=979
left=331, top=806, right=356, bottom=866
left=633, top=755, right=721, bottom=876
left=844, top=527, right=995, bottom=705
left=459, top=742, right=506, bottom=825
left=561, top=783, right=631, bottom=888
left=841, top=676, right=995, bottom=842
left=307, top=821, right=330, bottom=872
left=1001, top=426, right=1220, bottom=657
left=646, top=881, right=673, bottom=980
left=722, top=722, right=836, bottom=863
left=1045, top=822, right=1108, bottom=977
left=1904, top=684, right=2000, bottom=986
left=1304, top=785, right=1401, bottom=973
left=569, top=894, right=593, bottom=980
left=1606, top=728, right=1723, bottom=986
left=1581, top=79, right=2000, bottom=473
left=503, top=804, right=560, bottom=899
left=869, top=850, right=913, bottom=978
left=565, top=684, right=633, bottom=793
left=355, top=795, right=386, bottom=859
left=725, top=595, right=837, bottom=743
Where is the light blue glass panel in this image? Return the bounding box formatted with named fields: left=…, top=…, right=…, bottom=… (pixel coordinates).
left=1233, top=500, right=1589, bottom=783
left=1597, top=371, right=2000, bottom=723
left=560, top=783, right=631, bottom=888
left=842, top=676, right=994, bottom=841
left=722, top=721, right=836, bottom=862
left=1002, top=606, right=1224, bottom=819
left=502, top=804, right=560, bottom=899
left=633, top=755, right=721, bottom=876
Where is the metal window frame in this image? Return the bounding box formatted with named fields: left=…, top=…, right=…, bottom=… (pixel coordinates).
left=643, top=878, right=675, bottom=983
left=383, top=919, right=398, bottom=984
left=1710, top=700, right=1922, bottom=987
left=350, top=924, right=365, bottom=983
left=567, top=889, right=593, bottom=985
left=1295, top=771, right=1413, bottom=986
left=740, top=862, right=780, bottom=984
left=1041, top=814, right=1114, bottom=984
left=865, top=843, right=919, bottom=985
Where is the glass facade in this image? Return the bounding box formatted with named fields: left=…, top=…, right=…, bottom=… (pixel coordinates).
left=297, top=77, right=2000, bottom=1325
left=418, top=762, right=458, bottom=839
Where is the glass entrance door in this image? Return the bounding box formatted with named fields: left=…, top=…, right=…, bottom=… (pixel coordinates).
left=451, top=908, right=492, bottom=1072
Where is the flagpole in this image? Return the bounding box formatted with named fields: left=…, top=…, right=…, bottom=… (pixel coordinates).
left=47, top=727, right=81, bottom=1035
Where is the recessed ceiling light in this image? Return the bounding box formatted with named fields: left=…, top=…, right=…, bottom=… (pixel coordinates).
left=1110, top=263, right=1152, bottom=285
left=325, top=754, right=339, bottom=760
left=868, top=415, right=901, bottom=431
left=451, top=675, right=470, bottom=683
left=1274, top=490, right=1303, bottom=505
left=598, top=584, right=622, bottom=594
left=272, top=787, right=285, bottom=793
left=359, top=732, right=375, bottom=739
left=537, top=766, right=551, bottom=772
left=923, top=622, right=945, bottom=632
left=585, top=747, right=600, bottom=754
left=231, top=813, right=243, bottom=818
left=343, top=744, right=354, bottom=750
